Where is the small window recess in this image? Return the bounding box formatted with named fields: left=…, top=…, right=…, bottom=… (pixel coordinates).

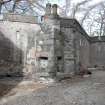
left=39, top=57, right=48, bottom=60
left=57, top=56, right=62, bottom=60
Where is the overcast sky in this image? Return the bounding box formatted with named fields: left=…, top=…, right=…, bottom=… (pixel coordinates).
left=48, top=0, right=105, bottom=7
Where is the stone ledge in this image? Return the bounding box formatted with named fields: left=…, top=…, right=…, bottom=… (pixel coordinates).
left=0, top=13, right=38, bottom=24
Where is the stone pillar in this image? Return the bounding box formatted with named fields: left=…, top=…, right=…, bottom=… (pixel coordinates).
left=45, top=3, right=51, bottom=16
left=46, top=19, right=60, bottom=78
left=48, top=44, right=57, bottom=77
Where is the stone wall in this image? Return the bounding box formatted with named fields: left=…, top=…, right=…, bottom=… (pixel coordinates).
left=60, top=18, right=105, bottom=72
left=90, top=40, right=105, bottom=67
left=60, top=18, right=90, bottom=73
left=0, top=20, right=41, bottom=76
left=0, top=13, right=63, bottom=78
left=74, top=26, right=90, bottom=68
left=60, top=27, right=75, bottom=73
left=0, top=11, right=105, bottom=78
left=0, top=4, right=93, bottom=78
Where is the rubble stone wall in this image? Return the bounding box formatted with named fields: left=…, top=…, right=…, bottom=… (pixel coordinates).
left=90, top=42, right=105, bottom=67
left=74, top=28, right=90, bottom=68
left=0, top=21, right=41, bottom=76
left=60, top=27, right=75, bottom=73
left=60, top=18, right=90, bottom=73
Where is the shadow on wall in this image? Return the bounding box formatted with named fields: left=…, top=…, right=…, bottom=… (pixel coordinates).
left=0, top=31, right=24, bottom=98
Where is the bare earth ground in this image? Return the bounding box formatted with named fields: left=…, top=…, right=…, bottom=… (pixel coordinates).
left=0, top=70, right=105, bottom=105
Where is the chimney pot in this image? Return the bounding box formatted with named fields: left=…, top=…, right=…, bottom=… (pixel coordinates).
left=52, top=4, right=58, bottom=16
left=45, top=3, right=51, bottom=15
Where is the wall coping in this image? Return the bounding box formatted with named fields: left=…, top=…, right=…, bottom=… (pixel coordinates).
left=0, top=13, right=39, bottom=24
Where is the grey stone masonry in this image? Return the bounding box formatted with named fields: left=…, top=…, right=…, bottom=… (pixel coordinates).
left=0, top=3, right=105, bottom=79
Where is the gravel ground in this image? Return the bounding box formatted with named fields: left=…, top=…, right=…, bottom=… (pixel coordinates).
left=1, top=70, right=105, bottom=105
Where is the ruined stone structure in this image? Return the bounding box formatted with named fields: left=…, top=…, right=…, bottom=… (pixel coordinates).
left=0, top=3, right=105, bottom=79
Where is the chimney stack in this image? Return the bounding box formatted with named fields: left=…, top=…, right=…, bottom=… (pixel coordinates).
left=44, top=3, right=59, bottom=20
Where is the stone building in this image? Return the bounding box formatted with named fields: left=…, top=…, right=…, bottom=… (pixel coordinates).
left=0, top=3, right=105, bottom=79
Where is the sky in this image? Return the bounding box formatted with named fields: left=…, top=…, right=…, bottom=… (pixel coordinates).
left=72, top=0, right=104, bottom=4
left=48, top=0, right=105, bottom=6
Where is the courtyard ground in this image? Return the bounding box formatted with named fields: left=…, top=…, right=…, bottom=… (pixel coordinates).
left=0, top=70, right=105, bottom=105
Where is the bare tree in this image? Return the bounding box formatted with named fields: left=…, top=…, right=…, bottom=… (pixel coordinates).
left=82, top=2, right=105, bottom=36
left=0, top=0, right=45, bottom=15
left=71, top=0, right=92, bottom=18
